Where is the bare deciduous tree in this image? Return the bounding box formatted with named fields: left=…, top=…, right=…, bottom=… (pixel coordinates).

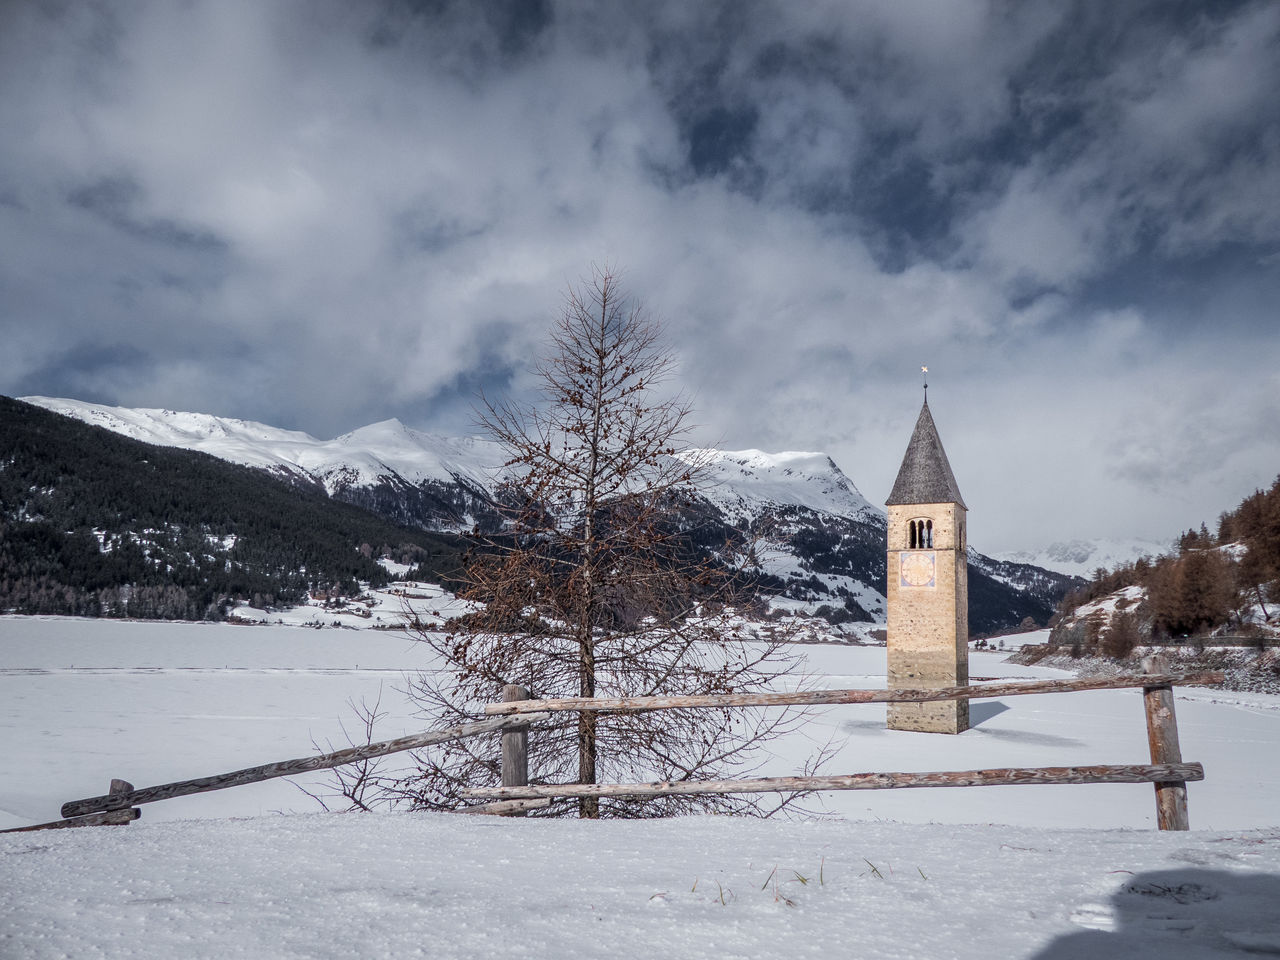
left=395, top=265, right=811, bottom=818
left=294, top=688, right=394, bottom=813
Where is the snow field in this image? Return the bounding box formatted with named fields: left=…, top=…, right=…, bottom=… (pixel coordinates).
left=2, top=620, right=1278, bottom=830
left=2, top=615, right=1280, bottom=958
left=3, top=811, right=1279, bottom=958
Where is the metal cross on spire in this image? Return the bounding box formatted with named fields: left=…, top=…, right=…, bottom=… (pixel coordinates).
left=921, top=364, right=928, bottom=399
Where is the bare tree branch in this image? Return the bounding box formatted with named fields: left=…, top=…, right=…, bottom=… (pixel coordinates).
left=397, top=264, right=813, bottom=818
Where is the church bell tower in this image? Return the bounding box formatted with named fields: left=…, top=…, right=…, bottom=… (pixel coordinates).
left=885, top=395, right=969, bottom=734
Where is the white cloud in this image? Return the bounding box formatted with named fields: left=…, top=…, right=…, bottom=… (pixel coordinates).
left=1, top=0, right=1276, bottom=552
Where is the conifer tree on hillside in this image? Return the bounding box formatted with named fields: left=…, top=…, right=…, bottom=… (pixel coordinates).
left=1101, top=610, right=1141, bottom=659
left=1047, top=476, right=1280, bottom=652
left=395, top=266, right=809, bottom=819
left=1234, top=479, right=1280, bottom=619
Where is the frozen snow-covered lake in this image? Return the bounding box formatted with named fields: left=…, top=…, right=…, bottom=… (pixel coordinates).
left=2, top=615, right=1279, bottom=959
left=2, top=616, right=1277, bottom=830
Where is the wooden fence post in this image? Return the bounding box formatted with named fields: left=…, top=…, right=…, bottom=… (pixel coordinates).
left=501, top=684, right=531, bottom=815
left=110, top=779, right=141, bottom=827
left=1143, top=654, right=1190, bottom=830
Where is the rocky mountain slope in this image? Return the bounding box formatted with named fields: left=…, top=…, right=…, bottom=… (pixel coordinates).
left=0, top=397, right=461, bottom=619
left=19, top=396, right=1077, bottom=633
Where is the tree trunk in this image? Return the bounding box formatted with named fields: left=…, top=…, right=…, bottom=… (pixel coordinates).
left=576, top=288, right=610, bottom=819
left=577, top=631, right=598, bottom=819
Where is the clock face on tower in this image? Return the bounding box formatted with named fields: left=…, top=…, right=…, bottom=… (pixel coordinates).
left=899, top=551, right=937, bottom=589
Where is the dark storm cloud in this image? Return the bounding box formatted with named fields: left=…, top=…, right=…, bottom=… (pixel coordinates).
left=69, top=176, right=228, bottom=252
left=13, top=341, right=156, bottom=402
left=1, top=0, right=1277, bottom=551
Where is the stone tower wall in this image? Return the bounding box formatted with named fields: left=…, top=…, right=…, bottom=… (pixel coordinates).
left=886, top=502, right=969, bottom=733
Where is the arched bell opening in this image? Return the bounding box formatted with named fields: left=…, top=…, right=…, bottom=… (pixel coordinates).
left=908, top=518, right=934, bottom=550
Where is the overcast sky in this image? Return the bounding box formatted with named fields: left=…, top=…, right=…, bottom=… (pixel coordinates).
left=2, top=0, right=1278, bottom=554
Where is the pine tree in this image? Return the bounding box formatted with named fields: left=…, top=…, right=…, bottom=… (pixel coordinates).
left=397, top=266, right=807, bottom=818
left=1101, top=610, right=1142, bottom=659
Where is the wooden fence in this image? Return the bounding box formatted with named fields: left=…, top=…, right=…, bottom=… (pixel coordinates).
left=2, top=657, right=1219, bottom=834
left=0, top=712, right=549, bottom=834
left=462, top=656, right=1220, bottom=831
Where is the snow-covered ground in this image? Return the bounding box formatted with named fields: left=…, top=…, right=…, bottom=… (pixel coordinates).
left=5, top=810, right=1278, bottom=959
left=2, top=615, right=1278, bottom=958
left=226, top=575, right=473, bottom=632
left=5, top=617, right=1273, bottom=830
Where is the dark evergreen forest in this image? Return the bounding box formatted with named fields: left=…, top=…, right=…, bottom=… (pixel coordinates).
left=0, top=397, right=462, bottom=619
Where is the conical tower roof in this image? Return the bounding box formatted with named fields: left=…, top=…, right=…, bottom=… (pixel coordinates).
left=886, top=400, right=966, bottom=508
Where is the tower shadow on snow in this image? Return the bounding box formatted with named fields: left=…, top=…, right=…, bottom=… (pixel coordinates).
left=1029, top=867, right=1280, bottom=958
left=968, top=700, right=1010, bottom=727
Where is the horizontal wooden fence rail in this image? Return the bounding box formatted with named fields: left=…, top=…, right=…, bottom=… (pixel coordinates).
left=482, top=672, right=1225, bottom=717
left=473, top=657, right=1216, bottom=830
left=36, top=658, right=1216, bottom=833
left=459, top=798, right=554, bottom=816
left=61, top=712, right=550, bottom=819
left=462, top=762, right=1206, bottom=802
left=0, top=808, right=141, bottom=835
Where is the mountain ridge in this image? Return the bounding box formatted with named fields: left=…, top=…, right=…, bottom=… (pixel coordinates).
left=0, top=396, right=462, bottom=620
left=16, top=396, right=1077, bottom=633
left=24, top=398, right=877, bottom=521
left=993, top=538, right=1172, bottom=578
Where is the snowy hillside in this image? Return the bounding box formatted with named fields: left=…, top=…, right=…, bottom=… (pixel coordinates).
left=24, top=398, right=879, bottom=520
left=687, top=448, right=879, bottom=522
left=17, top=396, right=1073, bottom=633
left=995, top=538, right=1170, bottom=578
left=23, top=397, right=501, bottom=495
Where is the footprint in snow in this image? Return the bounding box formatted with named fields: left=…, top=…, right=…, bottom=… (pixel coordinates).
left=1067, top=903, right=1115, bottom=931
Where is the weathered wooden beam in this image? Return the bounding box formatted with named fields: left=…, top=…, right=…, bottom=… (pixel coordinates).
left=457, top=798, right=553, bottom=816
left=461, top=762, right=1205, bottom=801
left=501, top=687, right=531, bottom=781
left=109, top=778, right=140, bottom=828
left=0, top=808, right=141, bottom=834
left=1143, top=655, right=1190, bottom=831
left=61, top=712, right=552, bottom=818
left=482, top=673, right=1225, bottom=716
left=501, top=684, right=532, bottom=817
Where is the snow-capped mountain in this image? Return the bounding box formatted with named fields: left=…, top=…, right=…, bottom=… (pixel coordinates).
left=687, top=449, right=880, bottom=523
left=19, top=396, right=1073, bottom=634
left=23, top=397, right=504, bottom=531
left=25, top=397, right=498, bottom=493
left=25, top=398, right=882, bottom=534
left=994, top=538, right=1170, bottom=579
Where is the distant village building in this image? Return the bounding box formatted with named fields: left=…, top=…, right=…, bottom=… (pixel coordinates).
left=885, top=397, right=969, bottom=734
